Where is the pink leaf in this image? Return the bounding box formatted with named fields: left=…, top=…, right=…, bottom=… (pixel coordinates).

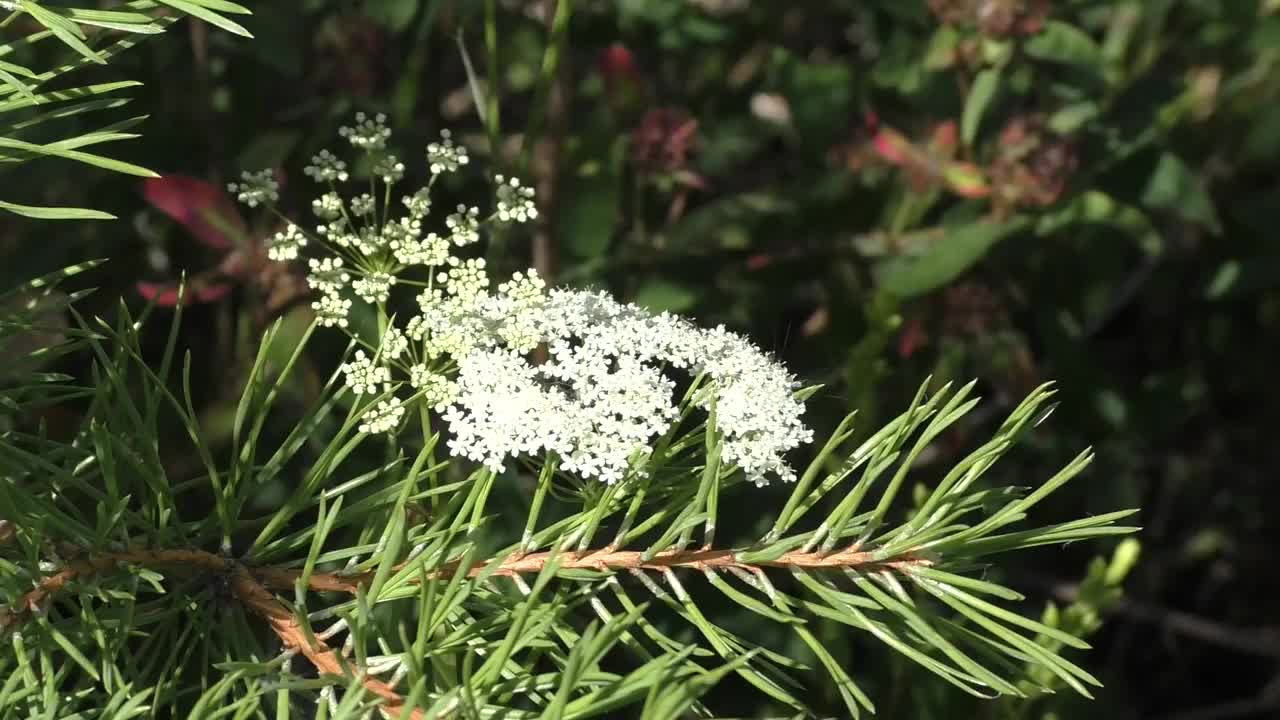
left=930, top=121, right=959, bottom=156
left=143, top=175, right=247, bottom=251
left=136, top=280, right=233, bottom=306
left=897, top=317, right=928, bottom=359
left=871, top=127, right=912, bottom=165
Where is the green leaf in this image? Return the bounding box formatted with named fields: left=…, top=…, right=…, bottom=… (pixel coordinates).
left=0, top=81, right=143, bottom=113
left=1049, top=101, right=1100, bottom=133
left=10, top=97, right=133, bottom=131
left=0, top=200, right=114, bottom=220
left=878, top=217, right=1031, bottom=298
left=0, top=136, right=156, bottom=176
left=57, top=7, right=165, bottom=34
left=365, top=0, right=418, bottom=32
left=154, top=0, right=253, bottom=38
left=962, top=68, right=1000, bottom=146
left=0, top=65, right=35, bottom=102
left=560, top=172, right=620, bottom=259
left=633, top=279, right=698, bottom=313
left=1037, top=190, right=1162, bottom=255
left=20, top=1, right=106, bottom=64
left=1140, top=152, right=1222, bottom=234
left=1025, top=20, right=1102, bottom=67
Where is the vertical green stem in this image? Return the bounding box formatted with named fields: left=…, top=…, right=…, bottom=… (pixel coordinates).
left=518, top=0, right=573, bottom=174
left=484, top=0, right=502, bottom=161
left=419, top=404, right=439, bottom=513
left=521, top=454, right=557, bottom=552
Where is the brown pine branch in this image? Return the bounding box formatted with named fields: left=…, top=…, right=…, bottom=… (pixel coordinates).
left=0, top=544, right=928, bottom=716
left=254, top=546, right=930, bottom=594
left=0, top=548, right=421, bottom=719
left=228, top=562, right=422, bottom=719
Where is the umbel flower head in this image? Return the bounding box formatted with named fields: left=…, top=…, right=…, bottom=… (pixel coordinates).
left=232, top=115, right=812, bottom=485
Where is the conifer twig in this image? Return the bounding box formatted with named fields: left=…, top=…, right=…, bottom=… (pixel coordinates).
left=0, top=548, right=422, bottom=718
left=228, top=563, right=423, bottom=719
left=254, top=546, right=930, bottom=594
left=1, top=545, right=929, bottom=631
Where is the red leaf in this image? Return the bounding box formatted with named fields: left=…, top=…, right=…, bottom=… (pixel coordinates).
left=195, top=283, right=233, bottom=303
left=143, top=175, right=247, bottom=251
left=136, top=279, right=233, bottom=306
left=871, top=127, right=913, bottom=165
left=930, top=121, right=959, bottom=157
left=897, top=317, right=928, bottom=358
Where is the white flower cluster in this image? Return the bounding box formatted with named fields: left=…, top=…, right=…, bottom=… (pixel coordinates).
left=436, top=288, right=811, bottom=484
left=360, top=398, right=405, bottom=434
left=266, top=224, right=307, bottom=261
left=339, top=112, right=391, bottom=151
left=494, top=175, right=538, bottom=223
left=426, top=129, right=468, bottom=175
left=228, top=170, right=278, bottom=207
left=304, top=150, right=349, bottom=183
left=231, top=115, right=812, bottom=478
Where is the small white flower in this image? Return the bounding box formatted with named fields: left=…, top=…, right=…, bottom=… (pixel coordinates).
left=307, top=257, right=349, bottom=296
left=426, top=129, right=469, bottom=174
left=382, top=214, right=420, bottom=245
left=412, top=289, right=486, bottom=359
left=491, top=270, right=547, bottom=352
left=403, top=188, right=432, bottom=218
left=409, top=364, right=459, bottom=409
left=266, top=224, right=308, bottom=262
left=374, top=154, right=405, bottom=184
left=494, top=175, right=538, bottom=224
left=312, top=191, right=344, bottom=220
left=359, top=397, right=405, bottom=434
left=391, top=230, right=449, bottom=267
left=379, top=326, right=409, bottom=361
left=318, top=217, right=348, bottom=237
left=352, top=271, right=396, bottom=304
left=353, top=226, right=386, bottom=256
left=437, top=257, right=488, bottom=300
left=304, top=150, right=349, bottom=183
left=497, top=270, right=546, bottom=304
left=341, top=350, right=391, bottom=395
left=445, top=205, right=481, bottom=246
left=349, top=193, right=376, bottom=217
left=228, top=169, right=279, bottom=207
left=339, top=112, right=391, bottom=151
left=313, top=293, right=352, bottom=328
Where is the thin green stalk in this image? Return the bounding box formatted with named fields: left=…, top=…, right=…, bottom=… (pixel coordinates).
left=484, top=0, right=501, bottom=160
left=518, top=0, right=571, bottom=174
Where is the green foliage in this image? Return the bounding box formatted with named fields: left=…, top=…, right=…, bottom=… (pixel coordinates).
left=0, top=292, right=1135, bottom=716
left=0, top=0, right=250, bottom=219
left=3, top=0, right=1274, bottom=717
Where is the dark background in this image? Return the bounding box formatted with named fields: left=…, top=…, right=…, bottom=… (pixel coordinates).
left=3, top=1, right=1279, bottom=717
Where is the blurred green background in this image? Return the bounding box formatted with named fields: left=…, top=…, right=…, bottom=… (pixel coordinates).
left=4, top=0, right=1280, bottom=717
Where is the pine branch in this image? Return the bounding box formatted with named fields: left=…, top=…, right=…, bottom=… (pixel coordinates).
left=0, top=128, right=1140, bottom=714
left=257, top=546, right=931, bottom=593
left=0, top=546, right=423, bottom=719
